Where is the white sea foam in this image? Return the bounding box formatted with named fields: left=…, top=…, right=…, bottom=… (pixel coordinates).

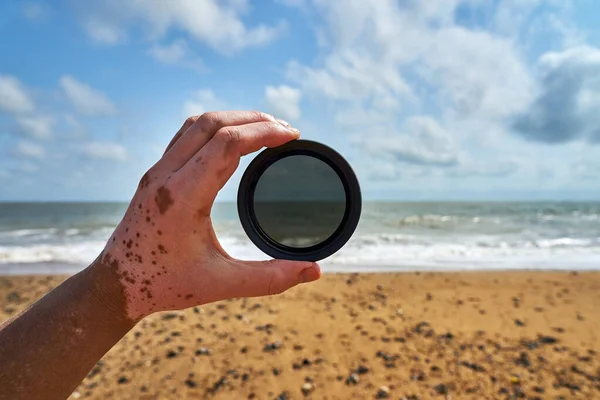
left=1, top=202, right=600, bottom=274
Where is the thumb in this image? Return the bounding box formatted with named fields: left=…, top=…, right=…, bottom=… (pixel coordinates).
left=228, top=259, right=321, bottom=298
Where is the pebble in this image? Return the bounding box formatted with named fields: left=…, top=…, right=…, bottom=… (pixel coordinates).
left=263, top=341, right=281, bottom=352
left=346, top=373, right=360, bottom=385
left=375, top=386, right=390, bottom=398
left=272, top=368, right=281, bottom=376
left=275, top=392, right=289, bottom=400
left=356, top=365, right=369, bottom=374
left=166, top=350, right=177, bottom=358
left=515, top=352, right=531, bottom=368
left=195, top=347, right=211, bottom=356
left=301, top=382, right=314, bottom=396
left=460, top=361, right=486, bottom=372
left=434, top=383, right=448, bottom=395
left=117, top=376, right=129, bottom=384
left=515, top=319, right=525, bottom=327
left=184, top=379, right=197, bottom=388
left=538, top=335, right=558, bottom=344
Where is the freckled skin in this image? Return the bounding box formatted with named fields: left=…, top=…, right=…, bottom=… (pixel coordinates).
left=154, top=186, right=174, bottom=215
left=0, top=111, right=321, bottom=399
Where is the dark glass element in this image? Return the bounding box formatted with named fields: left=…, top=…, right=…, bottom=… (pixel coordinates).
left=253, top=155, right=346, bottom=248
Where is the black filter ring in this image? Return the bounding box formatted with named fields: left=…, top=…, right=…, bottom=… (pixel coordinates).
left=237, top=139, right=362, bottom=262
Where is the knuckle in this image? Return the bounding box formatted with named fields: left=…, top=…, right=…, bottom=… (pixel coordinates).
left=268, top=270, right=286, bottom=295
left=251, top=110, right=272, bottom=121
left=184, top=115, right=200, bottom=126
left=215, top=127, right=240, bottom=149
left=198, top=111, right=221, bottom=128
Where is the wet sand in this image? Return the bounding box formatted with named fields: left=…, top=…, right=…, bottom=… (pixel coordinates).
left=1, top=271, right=599, bottom=399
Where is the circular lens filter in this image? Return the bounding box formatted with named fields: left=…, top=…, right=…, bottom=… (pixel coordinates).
left=237, top=139, right=361, bottom=262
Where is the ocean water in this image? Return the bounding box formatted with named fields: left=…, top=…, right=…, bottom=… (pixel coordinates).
left=0, top=202, right=599, bottom=274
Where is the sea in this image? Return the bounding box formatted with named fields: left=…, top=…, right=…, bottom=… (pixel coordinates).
left=0, top=202, right=599, bottom=274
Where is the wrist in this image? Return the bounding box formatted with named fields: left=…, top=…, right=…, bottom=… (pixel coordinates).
left=83, top=254, right=138, bottom=329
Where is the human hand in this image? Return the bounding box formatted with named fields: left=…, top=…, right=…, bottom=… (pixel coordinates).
left=92, top=111, right=322, bottom=321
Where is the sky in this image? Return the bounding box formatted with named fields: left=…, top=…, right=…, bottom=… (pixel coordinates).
left=1, top=0, right=600, bottom=202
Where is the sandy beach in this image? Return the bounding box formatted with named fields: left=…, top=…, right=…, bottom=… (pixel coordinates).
left=1, top=270, right=599, bottom=399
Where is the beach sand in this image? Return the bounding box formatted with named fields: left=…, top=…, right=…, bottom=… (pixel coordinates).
left=1, top=271, right=599, bottom=399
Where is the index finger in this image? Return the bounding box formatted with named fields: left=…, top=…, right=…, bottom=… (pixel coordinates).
left=176, top=120, right=300, bottom=204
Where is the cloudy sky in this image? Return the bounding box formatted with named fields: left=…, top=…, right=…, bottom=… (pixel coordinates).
left=1, top=0, right=599, bottom=202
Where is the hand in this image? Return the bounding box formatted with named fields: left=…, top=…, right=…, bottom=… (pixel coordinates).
left=93, top=111, right=322, bottom=321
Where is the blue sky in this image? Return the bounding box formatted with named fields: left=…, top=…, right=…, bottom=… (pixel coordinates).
left=1, top=0, right=600, bottom=202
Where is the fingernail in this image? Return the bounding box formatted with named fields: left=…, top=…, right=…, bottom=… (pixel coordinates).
left=299, top=267, right=320, bottom=283
left=276, top=118, right=291, bottom=127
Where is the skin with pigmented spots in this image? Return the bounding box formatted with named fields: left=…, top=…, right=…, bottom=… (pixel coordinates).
left=0, top=111, right=322, bottom=399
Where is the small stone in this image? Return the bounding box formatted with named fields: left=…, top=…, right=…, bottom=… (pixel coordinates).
left=161, top=313, right=179, bottom=320
left=515, top=352, right=531, bottom=368
left=376, top=386, right=390, bottom=398
left=184, top=379, right=197, bottom=388
left=460, top=361, right=485, bottom=372
left=293, top=362, right=302, bottom=370
left=72, top=392, right=81, bottom=399
left=195, top=347, right=211, bottom=356
left=273, top=368, right=281, bottom=376
left=346, top=373, right=360, bottom=385
left=302, top=358, right=312, bottom=366
left=515, top=319, right=525, bottom=327
left=301, top=382, right=314, bottom=396
left=117, top=376, right=129, bottom=384
left=433, top=383, right=448, bottom=395
left=538, top=335, right=558, bottom=344
left=275, top=392, right=289, bottom=400
left=264, top=341, right=281, bottom=352
left=356, top=365, right=369, bottom=374
left=395, top=308, right=403, bottom=316
left=166, top=350, right=177, bottom=358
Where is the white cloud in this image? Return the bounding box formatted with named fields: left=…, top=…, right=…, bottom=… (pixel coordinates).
left=287, top=1, right=533, bottom=125
left=0, top=75, right=34, bottom=114
left=63, top=114, right=86, bottom=137
left=79, top=0, right=285, bottom=53
left=15, top=141, right=45, bottom=159
left=359, top=116, right=459, bottom=168
left=422, top=26, right=534, bottom=120
left=22, top=2, right=50, bottom=22
left=513, top=46, right=600, bottom=143
left=60, top=75, right=117, bottom=116
left=148, top=39, right=204, bottom=72
left=80, top=142, right=128, bottom=161
left=493, top=0, right=543, bottom=35
left=183, top=90, right=226, bottom=117
left=264, top=85, right=302, bottom=121
left=83, top=19, right=127, bottom=45
left=16, top=115, right=54, bottom=140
